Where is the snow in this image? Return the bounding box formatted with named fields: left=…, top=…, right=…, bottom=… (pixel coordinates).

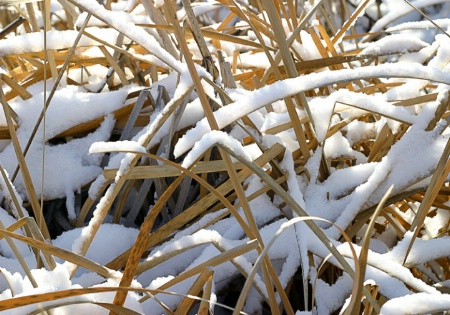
left=0, top=84, right=130, bottom=203
left=291, top=30, right=322, bottom=61
left=181, top=130, right=252, bottom=168
left=89, top=140, right=147, bottom=155
left=71, top=0, right=186, bottom=73
left=174, top=63, right=450, bottom=157
left=359, top=34, right=429, bottom=56
left=1, top=0, right=450, bottom=314
left=75, top=11, right=153, bottom=28
left=0, top=28, right=119, bottom=57
left=365, top=0, right=448, bottom=37
left=386, top=18, right=450, bottom=32
left=0, top=221, right=141, bottom=314
left=380, top=293, right=450, bottom=315
left=55, top=224, right=139, bottom=273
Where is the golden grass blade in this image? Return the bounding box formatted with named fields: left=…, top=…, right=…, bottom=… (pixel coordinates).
left=0, top=285, right=241, bottom=313
left=218, top=143, right=381, bottom=313
left=344, top=185, right=393, bottom=315
left=70, top=84, right=194, bottom=278
left=198, top=271, right=214, bottom=315
left=106, top=144, right=283, bottom=270
left=103, top=160, right=246, bottom=180
left=0, top=218, right=38, bottom=288
left=0, top=287, right=149, bottom=311
left=26, top=300, right=142, bottom=315
left=403, top=138, right=450, bottom=265
left=368, top=123, right=391, bottom=163
left=426, top=92, right=449, bottom=131
left=392, top=93, right=438, bottom=106
left=0, top=86, right=50, bottom=240
left=113, top=175, right=186, bottom=306
left=0, top=228, right=113, bottom=278
left=333, top=0, right=372, bottom=44
left=76, top=178, right=111, bottom=227
left=10, top=13, right=92, bottom=185
left=174, top=267, right=214, bottom=314
left=0, top=73, right=32, bottom=100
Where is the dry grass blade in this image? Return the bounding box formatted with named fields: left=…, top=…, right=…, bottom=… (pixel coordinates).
left=0, top=74, right=32, bottom=100
left=0, top=163, right=27, bottom=220
left=103, top=160, right=246, bottom=179
left=70, top=84, right=194, bottom=277
left=2, top=0, right=450, bottom=313
left=113, top=174, right=186, bottom=307
left=198, top=272, right=214, bottom=315
left=165, top=2, right=288, bottom=312
left=260, top=0, right=323, bottom=83
left=0, top=286, right=244, bottom=314
left=0, top=287, right=164, bottom=311
left=403, top=138, right=450, bottom=265
left=0, top=218, right=38, bottom=288
left=174, top=267, right=213, bottom=314
left=105, top=144, right=283, bottom=271
left=218, top=144, right=380, bottom=313
left=0, top=87, right=50, bottom=239
left=0, top=227, right=113, bottom=278
left=26, top=300, right=142, bottom=315
left=153, top=239, right=258, bottom=293
left=333, top=0, right=372, bottom=44
left=345, top=185, right=394, bottom=315
left=9, top=12, right=92, bottom=184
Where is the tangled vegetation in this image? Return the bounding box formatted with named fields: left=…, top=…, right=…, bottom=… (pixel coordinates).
left=0, top=0, right=450, bottom=314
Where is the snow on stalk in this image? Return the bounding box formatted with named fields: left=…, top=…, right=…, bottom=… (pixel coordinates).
left=1, top=0, right=450, bottom=314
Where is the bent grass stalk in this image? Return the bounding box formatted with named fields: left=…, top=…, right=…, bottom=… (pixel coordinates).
left=0, top=0, right=449, bottom=314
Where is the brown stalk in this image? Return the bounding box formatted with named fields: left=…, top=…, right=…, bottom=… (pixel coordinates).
left=218, top=144, right=381, bottom=313
left=0, top=217, right=38, bottom=288
left=0, top=227, right=113, bottom=278
left=261, top=0, right=314, bottom=162
left=174, top=267, right=214, bottom=314
left=70, top=85, right=194, bottom=276
left=344, top=185, right=393, bottom=315
left=403, top=137, right=450, bottom=265
left=0, top=87, right=50, bottom=239
left=10, top=13, right=92, bottom=184
left=163, top=2, right=287, bottom=314
left=332, top=0, right=372, bottom=44
left=106, top=144, right=283, bottom=270
left=198, top=272, right=214, bottom=314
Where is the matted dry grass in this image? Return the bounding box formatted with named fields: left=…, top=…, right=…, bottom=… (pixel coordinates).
left=0, top=0, right=449, bottom=314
